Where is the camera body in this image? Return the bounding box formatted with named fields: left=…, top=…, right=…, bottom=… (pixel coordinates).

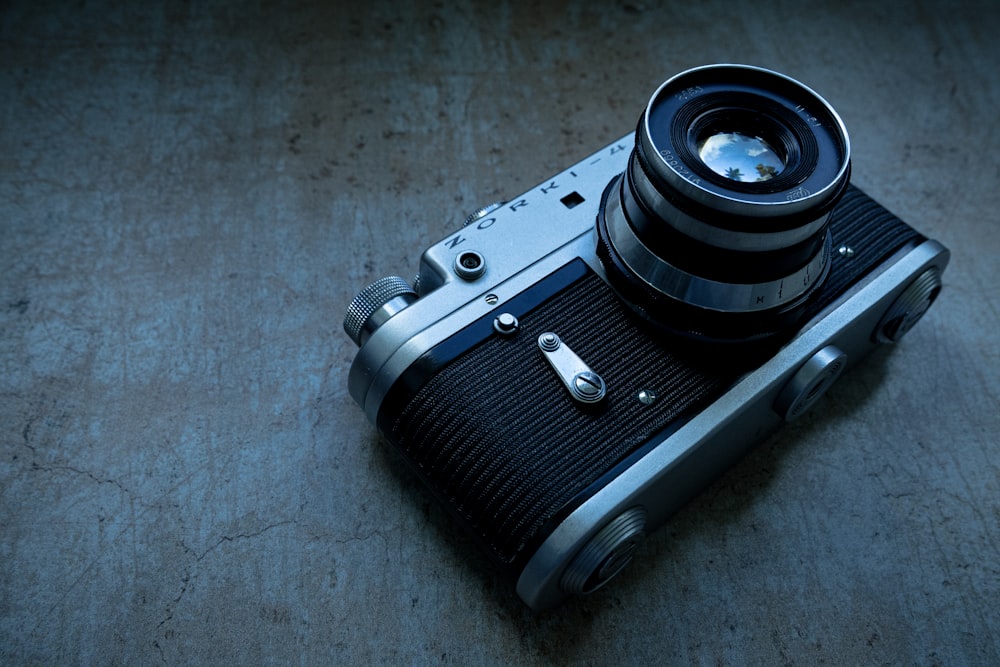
left=344, top=66, right=949, bottom=610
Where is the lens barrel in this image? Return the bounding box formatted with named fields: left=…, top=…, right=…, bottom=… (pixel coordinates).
left=597, top=65, right=851, bottom=346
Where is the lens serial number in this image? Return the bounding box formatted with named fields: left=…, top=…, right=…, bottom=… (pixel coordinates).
left=675, top=85, right=704, bottom=101
left=659, top=149, right=702, bottom=184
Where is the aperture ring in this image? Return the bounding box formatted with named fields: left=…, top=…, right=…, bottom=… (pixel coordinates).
left=605, top=175, right=831, bottom=313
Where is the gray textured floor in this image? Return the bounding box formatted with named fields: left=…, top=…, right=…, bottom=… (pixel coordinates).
left=2, top=1, right=999, bottom=664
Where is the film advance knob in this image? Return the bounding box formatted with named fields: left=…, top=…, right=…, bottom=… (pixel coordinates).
left=343, top=276, right=417, bottom=347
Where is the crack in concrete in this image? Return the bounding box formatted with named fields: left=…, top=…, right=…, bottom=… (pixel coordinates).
left=30, top=461, right=139, bottom=499
left=193, top=519, right=299, bottom=562
left=20, top=416, right=148, bottom=506
left=152, top=518, right=302, bottom=657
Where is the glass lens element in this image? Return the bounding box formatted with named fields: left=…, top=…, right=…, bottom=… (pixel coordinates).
left=697, top=132, right=784, bottom=182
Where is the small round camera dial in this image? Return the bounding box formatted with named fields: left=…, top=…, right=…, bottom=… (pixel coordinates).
left=774, top=345, right=848, bottom=421
left=561, top=507, right=646, bottom=595
left=875, top=268, right=943, bottom=343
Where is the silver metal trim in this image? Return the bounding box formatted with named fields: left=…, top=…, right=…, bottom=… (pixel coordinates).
left=516, top=239, right=949, bottom=610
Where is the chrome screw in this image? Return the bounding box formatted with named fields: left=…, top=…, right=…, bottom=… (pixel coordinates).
left=572, top=372, right=605, bottom=400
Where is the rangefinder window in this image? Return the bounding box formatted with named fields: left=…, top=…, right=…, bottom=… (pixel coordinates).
left=560, top=191, right=585, bottom=209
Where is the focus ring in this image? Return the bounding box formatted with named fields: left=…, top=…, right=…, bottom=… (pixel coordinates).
left=605, top=174, right=831, bottom=313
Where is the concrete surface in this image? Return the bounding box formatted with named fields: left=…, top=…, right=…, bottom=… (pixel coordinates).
left=2, top=0, right=998, bottom=664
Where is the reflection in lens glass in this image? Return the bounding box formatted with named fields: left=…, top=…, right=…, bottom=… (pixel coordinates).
left=697, top=132, right=784, bottom=182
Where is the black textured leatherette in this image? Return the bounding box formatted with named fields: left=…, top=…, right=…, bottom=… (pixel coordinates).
left=385, top=185, right=922, bottom=568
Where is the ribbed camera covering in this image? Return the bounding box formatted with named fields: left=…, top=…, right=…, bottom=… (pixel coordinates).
left=385, top=186, right=921, bottom=568
left=391, top=272, right=733, bottom=565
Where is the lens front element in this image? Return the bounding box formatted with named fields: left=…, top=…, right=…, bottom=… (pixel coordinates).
left=697, top=131, right=784, bottom=182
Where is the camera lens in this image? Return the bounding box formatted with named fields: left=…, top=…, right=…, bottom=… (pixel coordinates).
left=596, top=64, right=851, bottom=346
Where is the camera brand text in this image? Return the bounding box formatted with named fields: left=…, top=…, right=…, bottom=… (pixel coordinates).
left=442, top=143, right=628, bottom=250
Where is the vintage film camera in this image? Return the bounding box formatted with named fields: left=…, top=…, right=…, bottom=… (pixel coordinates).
left=343, top=65, right=949, bottom=610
